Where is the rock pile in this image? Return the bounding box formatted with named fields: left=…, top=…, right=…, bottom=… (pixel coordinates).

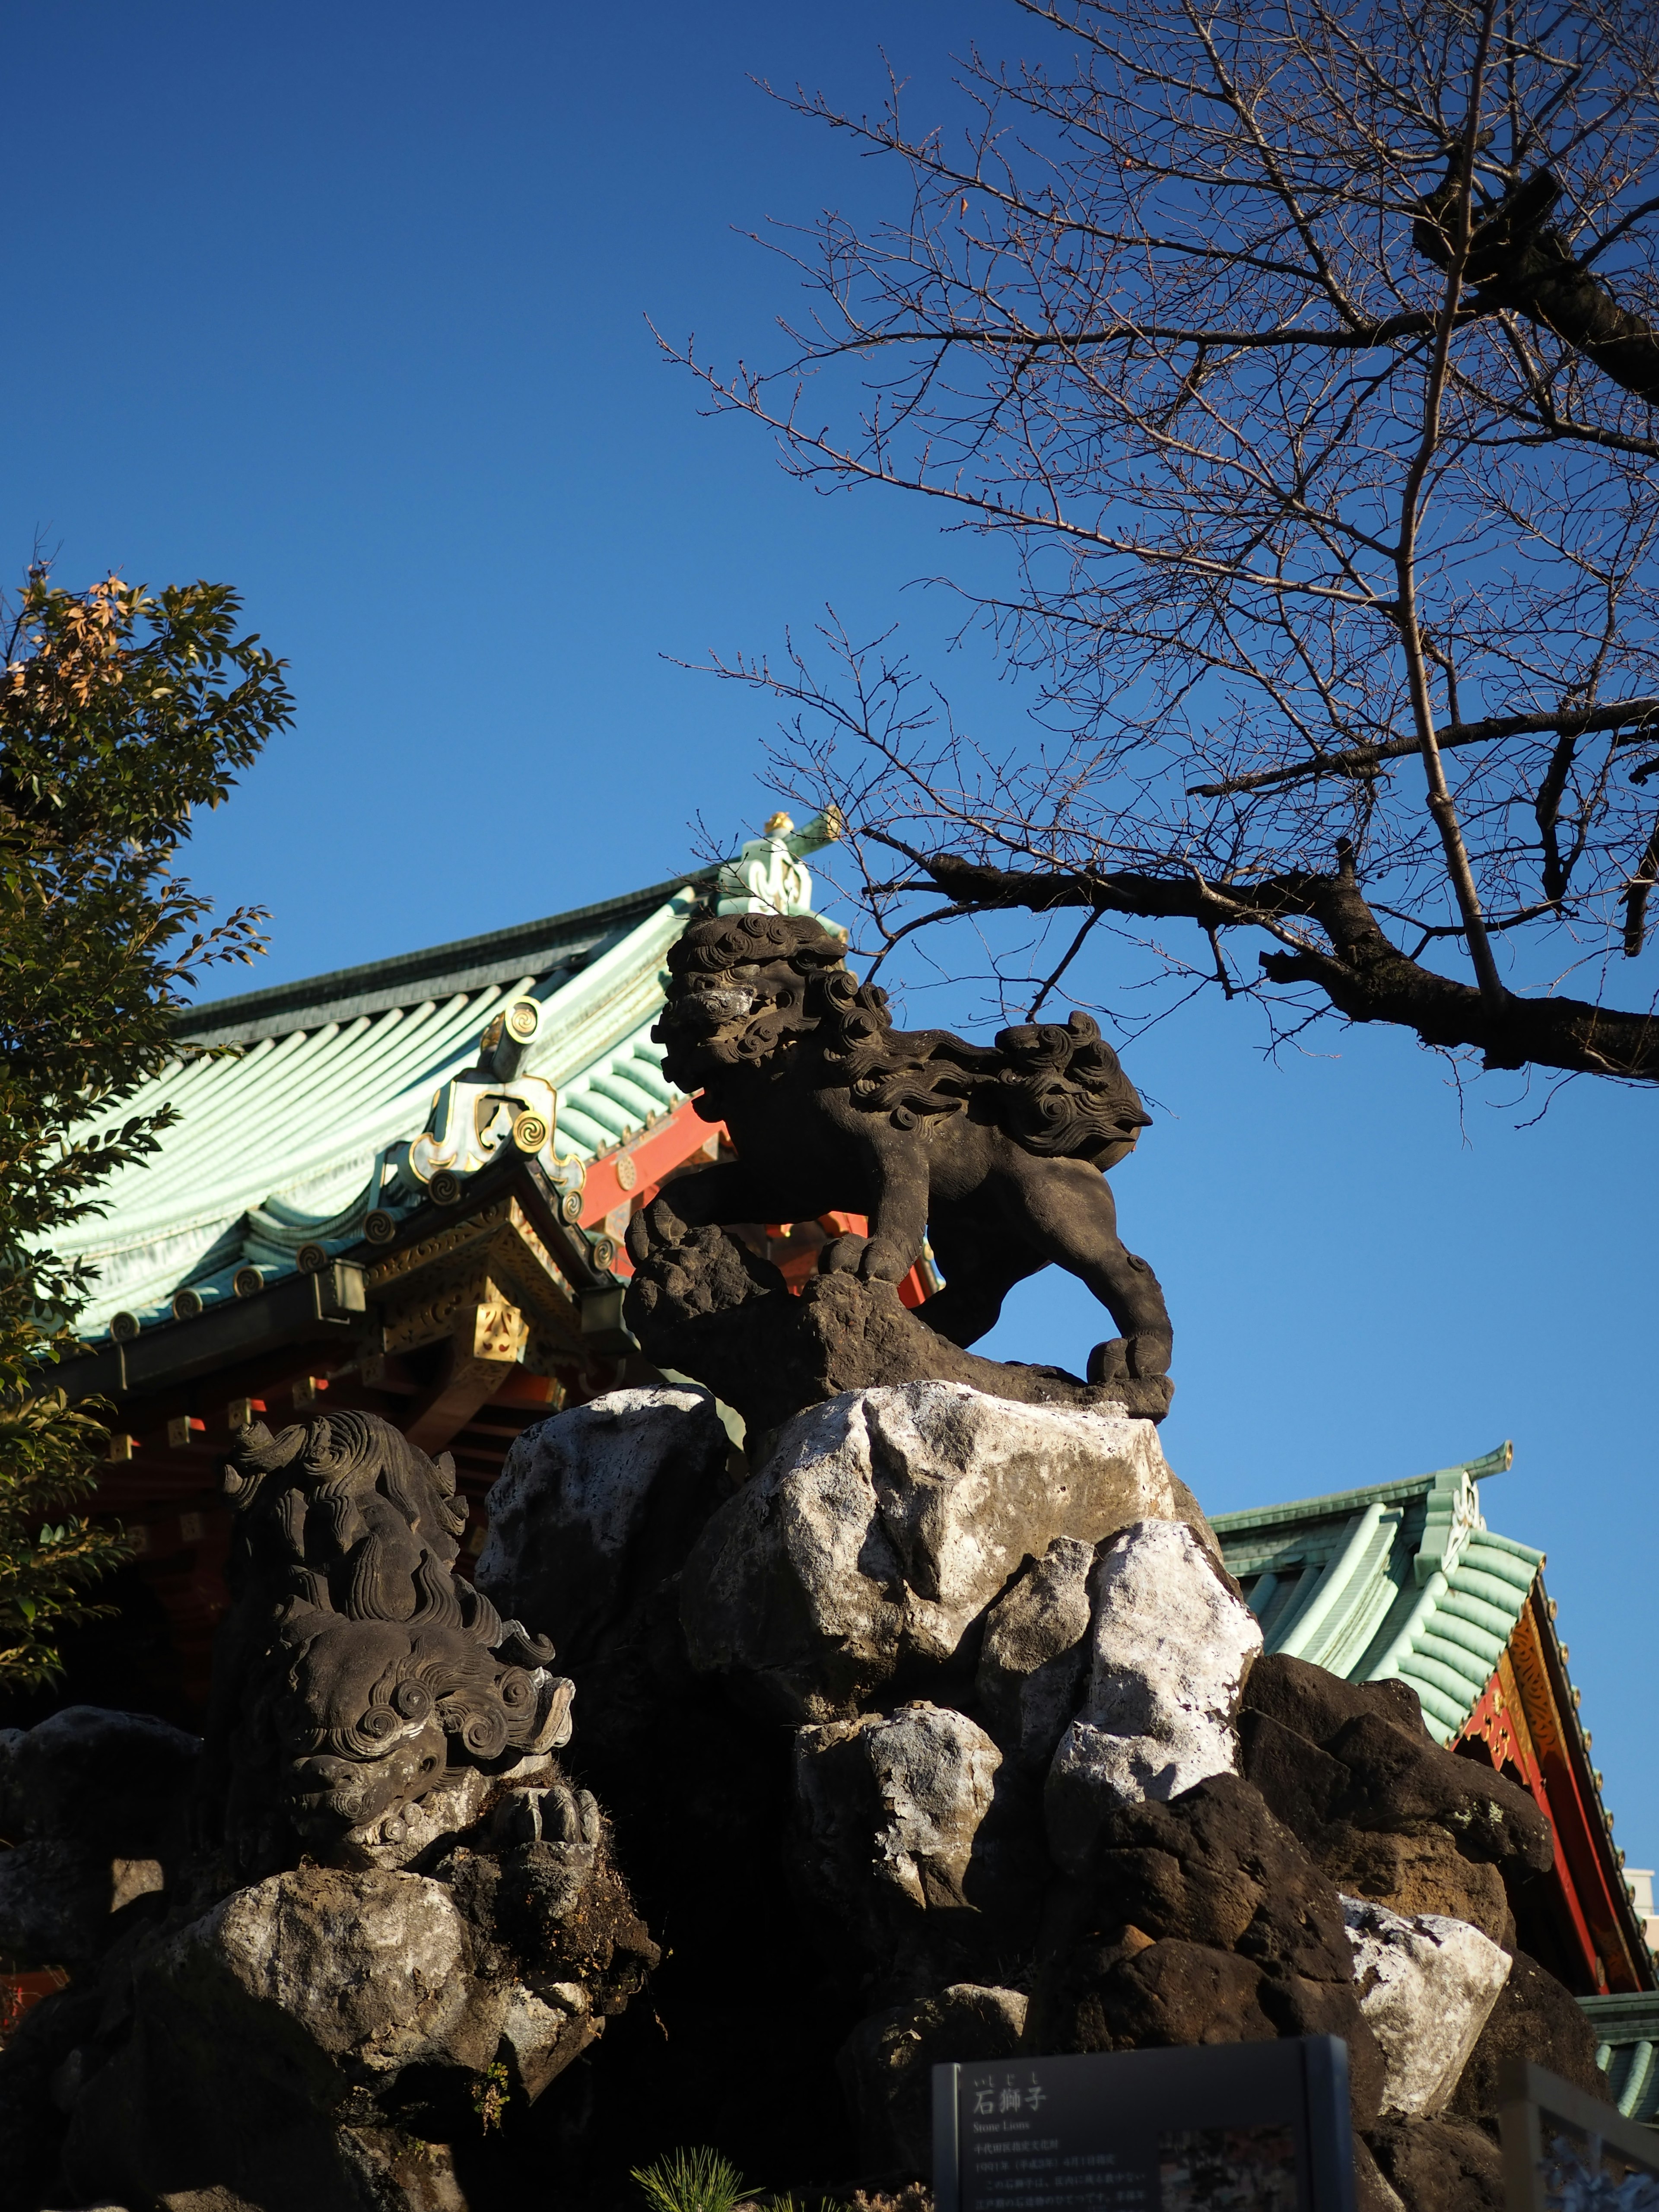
left=0, top=1413, right=658, bottom=2212
left=0, top=1383, right=1612, bottom=2212
left=477, top=1380, right=1607, bottom=2212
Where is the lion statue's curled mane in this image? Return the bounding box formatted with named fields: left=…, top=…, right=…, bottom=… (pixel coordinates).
left=663, top=910, right=1150, bottom=1167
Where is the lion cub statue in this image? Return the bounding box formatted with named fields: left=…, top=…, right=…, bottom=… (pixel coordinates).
left=628, top=911, right=1173, bottom=1393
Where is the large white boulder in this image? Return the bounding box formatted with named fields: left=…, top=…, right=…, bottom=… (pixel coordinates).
left=477, top=1385, right=728, bottom=1658
left=681, top=1382, right=1210, bottom=1720
left=185, top=1869, right=508, bottom=2086
left=795, top=1702, right=1004, bottom=1917
left=1045, top=1518, right=1262, bottom=1873
left=1341, top=1895, right=1513, bottom=2117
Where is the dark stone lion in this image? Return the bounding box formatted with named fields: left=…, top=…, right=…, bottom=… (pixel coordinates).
left=630, top=911, right=1173, bottom=1389
left=199, top=1408, right=574, bottom=1873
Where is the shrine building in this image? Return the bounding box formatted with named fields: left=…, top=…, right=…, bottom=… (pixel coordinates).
left=18, top=812, right=1656, bottom=2059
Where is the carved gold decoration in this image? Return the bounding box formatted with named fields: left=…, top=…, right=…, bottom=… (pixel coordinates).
left=364, top=1202, right=513, bottom=1290
left=468, top=1298, right=530, bottom=1365
left=372, top=1198, right=581, bottom=1365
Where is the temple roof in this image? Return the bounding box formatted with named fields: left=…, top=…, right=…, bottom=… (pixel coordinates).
left=1583, top=1993, right=1659, bottom=2128
left=60, top=876, right=706, bottom=1339
left=1211, top=1444, right=1541, bottom=1744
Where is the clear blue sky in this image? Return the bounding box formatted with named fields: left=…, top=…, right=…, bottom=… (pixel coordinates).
left=6, top=7, right=1654, bottom=1874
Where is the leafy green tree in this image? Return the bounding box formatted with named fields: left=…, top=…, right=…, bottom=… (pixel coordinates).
left=0, top=569, right=291, bottom=1686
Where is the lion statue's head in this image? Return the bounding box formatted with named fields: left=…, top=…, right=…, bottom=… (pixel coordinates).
left=655, top=912, right=871, bottom=1093
left=269, top=1609, right=573, bottom=1844
left=658, top=910, right=1150, bottom=1167
left=214, top=1411, right=572, bottom=1860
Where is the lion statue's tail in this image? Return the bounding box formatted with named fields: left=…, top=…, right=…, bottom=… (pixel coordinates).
left=989, top=1011, right=1151, bottom=1165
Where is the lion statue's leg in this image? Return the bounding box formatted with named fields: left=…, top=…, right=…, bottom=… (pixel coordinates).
left=996, top=1155, right=1174, bottom=1380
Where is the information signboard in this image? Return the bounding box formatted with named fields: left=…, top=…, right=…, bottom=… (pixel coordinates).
left=1498, top=2058, right=1659, bottom=2209
left=933, top=2036, right=1354, bottom=2212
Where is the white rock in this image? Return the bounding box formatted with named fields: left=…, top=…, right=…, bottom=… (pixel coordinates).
left=499, top=1979, right=597, bottom=2100
left=184, top=1868, right=507, bottom=2086
left=108, top=1857, right=165, bottom=1913
left=683, top=1382, right=1208, bottom=1720
left=1341, top=1895, right=1512, bottom=2118
left=478, top=1386, right=728, bottom=1654
left=1045, top=1518, right=1262, bottom=1873
left=866, top=1703, right=1003, bottom=1910
left=795, top=1702, right=1003, bottom=1917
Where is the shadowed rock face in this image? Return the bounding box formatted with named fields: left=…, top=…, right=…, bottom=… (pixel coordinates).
left=476, top=1384, right=1604, bottom=2212
left=0, top=1388, right=1608, bottom=2212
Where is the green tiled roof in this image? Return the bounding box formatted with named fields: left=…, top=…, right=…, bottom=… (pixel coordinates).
left=1211, top=1444, right=1540, bottom=1744
left=60, top=880, right=703, bottom=1338
left=1583, top=1995, right=1659, bottom=2128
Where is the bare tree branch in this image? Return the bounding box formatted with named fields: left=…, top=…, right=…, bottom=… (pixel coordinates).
left=1188, top=697, right=1659, bottom=799
left=682, top=0, right=1659, bottom=1089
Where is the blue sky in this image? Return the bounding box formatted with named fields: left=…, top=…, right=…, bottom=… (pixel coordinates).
left=6, top=6, right=1655, bottom=1878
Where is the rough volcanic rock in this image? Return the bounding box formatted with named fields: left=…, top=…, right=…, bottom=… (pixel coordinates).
left=1239, top=1656, right=1551, bottom=1875
left=1027, top=1773, right=1385, bottom=2127
left=1030, top=1931, right=1280, bottom=2054
left=0, top=1843, right=141, bottom=1974
left=793, top=1703, right=1042, bottom=1991
left=0, top=1707, right=199, bottom=1861
left=475, top=1386, right=731, bottom=1667
left=177, top=1869, right=505, bottom=2082
left=1341, top=1897, right=1511, bottom=2119
left=0, top=1709, right=197, bottom=1978
left=975, top=1538, right=1094, bottom=1773
left=0, top=1983, right=106, bottom=2212
left=1045, top=1522, right=1261, bottom=1874
left=839, top=1984, right=1027, bottom=2176
left=57, top=1869, right=501, bottom=2208
left=683, top=1384, right=1214, bottom=1723
left=1321, top=1823, right=1514, bottom=1948
left=1084, top=1774, right=1355, bottom=1977
left=1353, top=2135, right=1410, bottom=2212
left=625, top=1227, right=1173, bottom=1438
left=1445, top=1945, right=1609, bottom=2126
left=1364, top=2114, right=1506, bottom=2212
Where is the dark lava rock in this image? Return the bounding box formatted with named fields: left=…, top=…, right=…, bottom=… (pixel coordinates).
left=1365, top=2113, right=1506, bottom=2212
left=1446, top=1946, right=1609, bottom=2129
left=0, top=1706, right=198, bottom=1861
left=1090, top=1773, right=1356, bottom=1981
left=625, top=1221, right=1171, bottom=1440
left=1240, top=1655, right=1552, bottom=1873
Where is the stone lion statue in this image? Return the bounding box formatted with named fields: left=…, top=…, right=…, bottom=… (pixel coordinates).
left=631, top=911, right=1173, bottom=1389
left=200, top=1409, right=574, bottom=1872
